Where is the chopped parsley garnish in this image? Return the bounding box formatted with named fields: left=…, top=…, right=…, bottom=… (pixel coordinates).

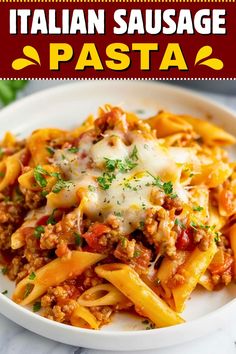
left=34, top=225, right=45, bottom=239
left=190, top=222, right=216, bottom=232
left=33, top=301, right=41, bottom=312
left=147, top=172, right=177, bottom=199
left=29, top=272, right=36, bottom=280
left=34, top=166, right=73, bottom=194
left=193, top=206, right=204, bottom=212
left=24, top=284, right=34, bottom=299
left=121, top=237, right=127, bottom=248
left=162, top=181, right=173, bottom=195
left=97, top=172, right=115, bottom=190
left=214, top=232, right=221, bottom=243
left=1, top=290, right=8, bottom=295
left=104, top=158, right=117, bottom=172
left=133, top=249, right=141, bottom=258
left=41, top=190, right=49, bottom=197
left=33, top=165, right=48, bottom=188
left=130, top=145, right=138, bottom=161
left=174, top=219, right=186, bottom=229
left=68, top=147, right=79, bottom=153
left=47, top=209, right=57, bottom=225
left=88, top=185, right=96, bottom=192
left=46, top=146, right=55, bottom=155
left=114, top=211, right=122, bottom=217
left=74, top=232, right=82, bottom=246
left=104, top=158, right=137, bottom=174
left=52, top=179, right=74, bottom=193
left=1, top=267, right=8, bottom=275
left=0, top=171, right=5, bottom=178
left=190, top=221, right=198, bottom=230
left=103, top=146, right=139, bottom=177
left=139, top=221, right=145, bottom=230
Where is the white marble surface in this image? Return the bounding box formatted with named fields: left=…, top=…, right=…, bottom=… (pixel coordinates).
left=1, top=81, right=236, bottom=354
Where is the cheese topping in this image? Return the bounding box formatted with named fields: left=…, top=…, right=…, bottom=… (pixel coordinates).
left=50, top=128, right=190, bottom=234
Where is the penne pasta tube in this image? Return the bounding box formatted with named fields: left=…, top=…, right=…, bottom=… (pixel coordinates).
left=70, top=304, right=100, bottom=329
left=18, top=164, right=60, bottom=192
left=78, top=284, right=128, bottom=307
left=11, top=208, right=46, bottom=250
left=157, top=252, right=187, bottom=298
left=172, top=240, right=217, bottom=312
left=27, top=128, right=67, bottom=165
left=13, top=251, right=106, bottom=306
left=198, top=271, right=214, bottom=291
left=180, top=115, right=236, bottom=146
left=0, top=153, right=22, bottom=191
left=95, top=263, right=184, bottom=328
left=191, top=162, right=232, bottom=188
left=145, top=112, right=193, bottom=138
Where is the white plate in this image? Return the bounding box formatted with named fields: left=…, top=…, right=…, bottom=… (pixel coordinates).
left=0, top=81, right=236, bottom=351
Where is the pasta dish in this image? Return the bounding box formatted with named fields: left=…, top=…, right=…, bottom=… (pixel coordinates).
left=0, top=105, right=236, bottom=330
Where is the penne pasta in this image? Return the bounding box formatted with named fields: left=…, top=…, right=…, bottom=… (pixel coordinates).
left=145, top=111, right=193, bottom=138
left=13, top=251, right=106, bottom=305
left=180, top=115, right=236, bottom=146
left=78, top=283, right=128, bottom=307
left=95, top=263, right=184, bottom=328
left=0, top=152, right=22, bottom=191
left=70, top=304, right=100, bottom=329
left=172, top=240, right=217, bottom=312
left=27, top=128, right=67, bottom=165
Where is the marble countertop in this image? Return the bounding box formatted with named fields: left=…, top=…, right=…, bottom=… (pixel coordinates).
left=0, top=81, right=236, bottom=354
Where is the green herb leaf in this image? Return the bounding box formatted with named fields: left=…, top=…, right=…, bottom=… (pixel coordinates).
left=88, top=185, right=96, bottom=192
left=1, top=290, right=8, bottom=295
left=130, top=145, right=138, bottom=161
left=214, top=232, right=221, bottom=243
left=133, top=249, right=141, bottom=258
left=68, top=147, right=79, bottom=153
left=0, top=80, right=28, bottom=106
left=33, top=301, right=41, bottom=313
left=1, top=267, right=8, bottom=275
left=34, top=225, right=45, bottom=239
left=46, top=146, right=55, bottom=155
left=193, top=206, right=204, bottom=212
left=174, top=219, right=186, bottom=229
left=23, top=283, right=34, bottom=299
left=52, top=180, right=74, bottom=194
left=29, top=272, right=36, bottom=280
left=139, top=221, right=145, bottom=230
left=97, top=172, right=116, bottom=190
left=162, top=181, right=173, bottom=195
left=33, top=165, right=49, bottom=188
left=41, top=190, right=49, bottom=197
left=47, top=209, right=57, bottom=225
left=74, top=232, right=82, bottom=246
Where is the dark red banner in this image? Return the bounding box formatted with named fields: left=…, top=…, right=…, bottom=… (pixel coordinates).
left=0, top=1, right=235, bottom=79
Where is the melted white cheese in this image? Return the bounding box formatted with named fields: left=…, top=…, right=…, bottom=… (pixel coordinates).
left=50, top=129, right=189, bottom=235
